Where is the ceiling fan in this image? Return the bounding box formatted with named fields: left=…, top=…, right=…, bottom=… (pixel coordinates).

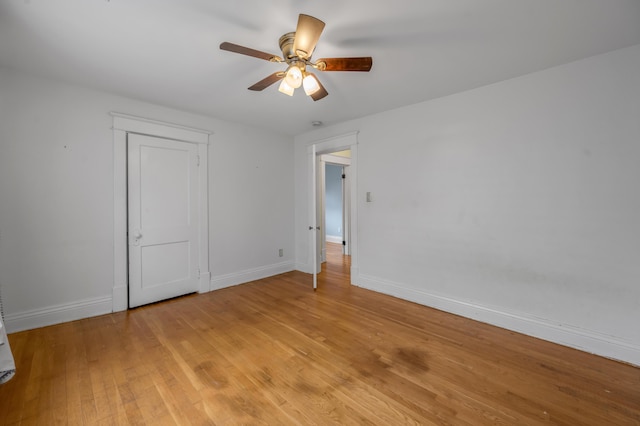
left=220, top=14, right=373, bottom=101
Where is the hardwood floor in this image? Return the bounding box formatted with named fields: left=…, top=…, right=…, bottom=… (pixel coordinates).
left=1, top=243, right=639, bottom=425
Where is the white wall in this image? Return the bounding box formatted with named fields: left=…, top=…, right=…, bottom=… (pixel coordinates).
left=0, top=67, right=294, bottom=330
left=294, top=44, right=640, bottom=365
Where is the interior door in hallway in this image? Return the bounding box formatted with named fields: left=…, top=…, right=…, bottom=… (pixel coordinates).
left=127, top=133, right=199, bottom=308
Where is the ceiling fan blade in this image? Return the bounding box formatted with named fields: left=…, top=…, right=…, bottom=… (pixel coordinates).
left=316, top=57, right=373, bottom=72
left=220, top=42, right=282, bottom=62
left=248, top=72, right=285, bottom=91
left=308, top=74, right=328, bottom=101
left=292, top=14, right=325, bottom=60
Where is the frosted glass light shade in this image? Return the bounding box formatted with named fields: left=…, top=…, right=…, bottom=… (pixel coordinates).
left=303, top=74, right=320, bottom=96
left=284, top=65, right=303, bottom=88
left=278, top=79, right=295, bottom=96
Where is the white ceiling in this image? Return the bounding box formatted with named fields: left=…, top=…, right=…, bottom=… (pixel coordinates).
left=2, top=0, right=640, bottom=136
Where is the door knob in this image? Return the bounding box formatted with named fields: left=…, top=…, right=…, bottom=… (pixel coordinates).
left=130, top=230, right=143, bottom=247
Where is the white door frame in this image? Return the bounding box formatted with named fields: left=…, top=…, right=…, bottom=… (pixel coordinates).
left=307, top=132, right=359, bottom=286
left=309, top=145, right=319, bottom=289
left=319, top=157, right=326, bottom=263
left=342, top=165, right=352, bottom=256
left=111, top=113, right=211, bottom=312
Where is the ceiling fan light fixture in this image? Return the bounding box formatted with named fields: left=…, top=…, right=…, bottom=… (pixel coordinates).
left=303, top=73, right=321, bottom=96
left=220, top=14, right=372, bottom=101
left=284, top=64, right=303, bottom=88
left=278, top=79, right=295, bottom=96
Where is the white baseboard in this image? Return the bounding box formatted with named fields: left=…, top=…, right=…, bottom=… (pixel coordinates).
left=4, top=296, right=113, bottom=334
left=211, top=261, right=295, bottom=291
left=295, top=262, right=312, bottom=274
left=326, top=235, right=342, bottom=244
left=12, top=271, right=634, bottom=366
left=357, top=274, right=640, bottom=367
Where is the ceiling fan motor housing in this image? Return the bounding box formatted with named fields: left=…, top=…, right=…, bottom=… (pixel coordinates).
left=279, top=32, right=297, bottom=61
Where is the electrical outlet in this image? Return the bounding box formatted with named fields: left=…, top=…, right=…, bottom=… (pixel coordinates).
left=278, top=248, right=284, bottom=257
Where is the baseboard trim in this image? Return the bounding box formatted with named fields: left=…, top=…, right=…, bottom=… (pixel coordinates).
left=357, top=274, right=640, bottom=367
left=211, top=261, right=295, bottom=291
left=4, top=296, right=113, bottom=333
left=326, top=235, right=342, bottom=244
left=295, top=262, right=312, bottom=274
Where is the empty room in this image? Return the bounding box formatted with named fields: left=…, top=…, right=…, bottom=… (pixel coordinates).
left=0, top=1, right=639, bottom=424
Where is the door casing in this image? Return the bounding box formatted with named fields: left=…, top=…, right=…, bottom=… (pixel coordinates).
left=307, top=132, right=359, bottom=287
left=111, top=113, right=211, bottom=312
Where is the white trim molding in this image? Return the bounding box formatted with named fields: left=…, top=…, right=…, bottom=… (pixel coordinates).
left=111, top=112, right=212, bottom=312
left=357, top=274, right=640, bottom=367
left=320, top=153, right=352, bottom=166
left=295, top=261, right=312, bottom=274
left=110, top=112, right=211, bottom=144
left=4, top=296, right=113, bottom=333
left=211, top=262, right=295, bottom=291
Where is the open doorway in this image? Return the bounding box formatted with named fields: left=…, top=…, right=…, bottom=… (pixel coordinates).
left=318, top=149, right=351, bottom=281
left=307, top=132, right=358, bottom=290
left=324, top=163, right=344, bottom=247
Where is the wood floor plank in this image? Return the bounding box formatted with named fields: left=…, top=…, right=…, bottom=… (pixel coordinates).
left=1, top=243, right=639, bottom=424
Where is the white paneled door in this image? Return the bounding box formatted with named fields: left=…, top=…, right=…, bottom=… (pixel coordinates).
left=127, top=133, right=199, bottom=308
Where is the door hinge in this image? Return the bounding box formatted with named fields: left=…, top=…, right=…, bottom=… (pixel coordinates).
left=196, top=155, right=200, bottom=166
left=342, top=174, right=346, bottom=179
left=343, top=241, right=346, bottom=246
